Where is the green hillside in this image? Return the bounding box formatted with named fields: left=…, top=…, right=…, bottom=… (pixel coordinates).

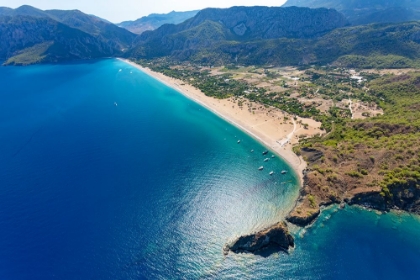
left=128, top=6, right=348, bottom=63
left=0, top=5, right=136, bottom=64
left=0, top=15, right=115, bottom=65
left=0, top=5, right=136, bottom=50
left=290, top=71, right=420, bottom=222
left=130, top=17, right=420, bottom=69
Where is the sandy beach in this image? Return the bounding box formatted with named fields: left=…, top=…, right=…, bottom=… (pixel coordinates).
left=119, top=58, right=323, bottom=184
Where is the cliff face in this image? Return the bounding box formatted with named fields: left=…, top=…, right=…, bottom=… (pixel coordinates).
left=349, top=181, right=420, bottom=213
left=287, top=143, right=420, bottom=227
left=225, top=222, right=294, bottom=255
left=287, top=173, right=420, bottom=227
left=183, top=6, right=348, bottom=40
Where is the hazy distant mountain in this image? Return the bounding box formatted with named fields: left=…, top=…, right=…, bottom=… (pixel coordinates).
left=0, top=5, right=136, bottom=65
left=118, top=10, right=199, bottom=34
left=283, top=0, right=420, bottom=25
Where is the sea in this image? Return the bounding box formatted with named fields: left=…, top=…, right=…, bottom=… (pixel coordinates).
left=0, top=59, right=419, bottom=279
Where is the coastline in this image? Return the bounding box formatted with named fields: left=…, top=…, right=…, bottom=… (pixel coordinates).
left=118, top=58, right=323, bottom=186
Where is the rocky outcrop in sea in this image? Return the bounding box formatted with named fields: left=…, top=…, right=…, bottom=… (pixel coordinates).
left=225, top=222, right=294, bottom=255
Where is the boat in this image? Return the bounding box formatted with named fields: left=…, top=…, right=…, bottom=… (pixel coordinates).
left=251, top=149, right=254, bottom=153
left=237, top=140, right=241, bottom=144
left=271, top=155, right=275, bottom=158
left=258, top=166, right=264, bottom=170
left=269, top=171, right=274, bottom=175
left=262, top=150, right=268, bottom=155
left=281, top=170, right=287, bottom=174
left=114, top=102, right=118, bottom=107
left=264, top=158, right=270, bottom=162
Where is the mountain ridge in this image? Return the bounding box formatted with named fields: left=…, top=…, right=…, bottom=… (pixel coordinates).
left=128, top=6, right=349, bottom=61
left=283, top=0, right=420, bottom=25
left=0, top=15, right=115, bottom=65
left=0, top=5, right=136, bottom=65
left=118, top=10, right=199, bottom=34
left=0, top=5, right=135, bottom=50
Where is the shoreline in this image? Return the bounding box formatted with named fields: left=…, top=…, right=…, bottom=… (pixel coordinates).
left=118, top=58, right=323, bottom=186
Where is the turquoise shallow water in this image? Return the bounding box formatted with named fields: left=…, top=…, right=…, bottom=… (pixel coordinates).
left=0, top=59, right=419, bottom=279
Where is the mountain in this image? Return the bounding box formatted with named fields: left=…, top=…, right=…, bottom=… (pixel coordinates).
left=282, top=0, right=420, bottom=25
left=0, top=5, right=136, bottom=50
left=128, top=6, right=348, bottom=60
left=127, top=5, right=420, bottom=68
left=118, top=10, right=199, bottom=35
left=0, top=5, right=136, bottom=65
left=214, top=21, right=420, bottom=68
left=0, top=15, right=116, bottom=65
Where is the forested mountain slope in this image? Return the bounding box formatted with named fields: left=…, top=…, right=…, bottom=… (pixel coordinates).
left=0, top=5, right=136, bottom=65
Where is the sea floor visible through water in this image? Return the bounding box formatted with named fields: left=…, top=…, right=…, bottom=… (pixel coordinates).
left=0, top=59, right=419, bottom=279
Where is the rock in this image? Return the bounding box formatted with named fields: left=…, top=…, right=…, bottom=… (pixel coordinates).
left=286, top=208, right=320, bottom=227
left=300, top=147, right=324, bottom=163
left=225, top=222, right=294, bottom=255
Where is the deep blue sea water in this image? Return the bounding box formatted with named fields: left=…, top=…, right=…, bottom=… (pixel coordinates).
left=0, top=59, right=419, bottom=279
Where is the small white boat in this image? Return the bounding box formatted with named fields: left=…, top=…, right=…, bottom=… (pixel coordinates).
left=281, top=170, right=287, bottom=174
left=269, top=171, right=274, bottom=175
left=237, top=140, right=241, bottom=144
left=251, top=149, right=254, bottom=153
left=119, top=69, right=122, bottom=72
left=262, top=150, right=268, bottom=155
left=271, top=155, right=275, bottom=158
left=258, top=166, right=264, bottom=170
left=264, top=158, right=270, bottom=162
left=114, top=102, right=118, bottom=107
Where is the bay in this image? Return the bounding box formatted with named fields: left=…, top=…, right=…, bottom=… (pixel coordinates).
left=0, top=59, right=418, bottom=279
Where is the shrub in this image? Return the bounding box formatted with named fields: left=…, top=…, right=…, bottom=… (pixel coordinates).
left=346, top=171, right=364, bottom=178
left=308, top=195, right=317, bottom=208
left=360, top=169, right=369, bottom=175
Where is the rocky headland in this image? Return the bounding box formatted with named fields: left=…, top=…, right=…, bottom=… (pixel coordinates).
left=225, top=222, right=294, bottom=255
left=287, top=144, right=420, bottom=227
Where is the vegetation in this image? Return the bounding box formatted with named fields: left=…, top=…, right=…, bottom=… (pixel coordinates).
left=298, top=72, right=420, bottom=203
left=308, top=195, right=316, bottom=208
left=138, top=59, right=387, bottom=136
left=130, top=19, right=420, bottom=70
left=0, top=6, right=135, bottom=65
left=334, top=55, right=420, bottom=69
left=5, top=42, right=52, bottom=65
